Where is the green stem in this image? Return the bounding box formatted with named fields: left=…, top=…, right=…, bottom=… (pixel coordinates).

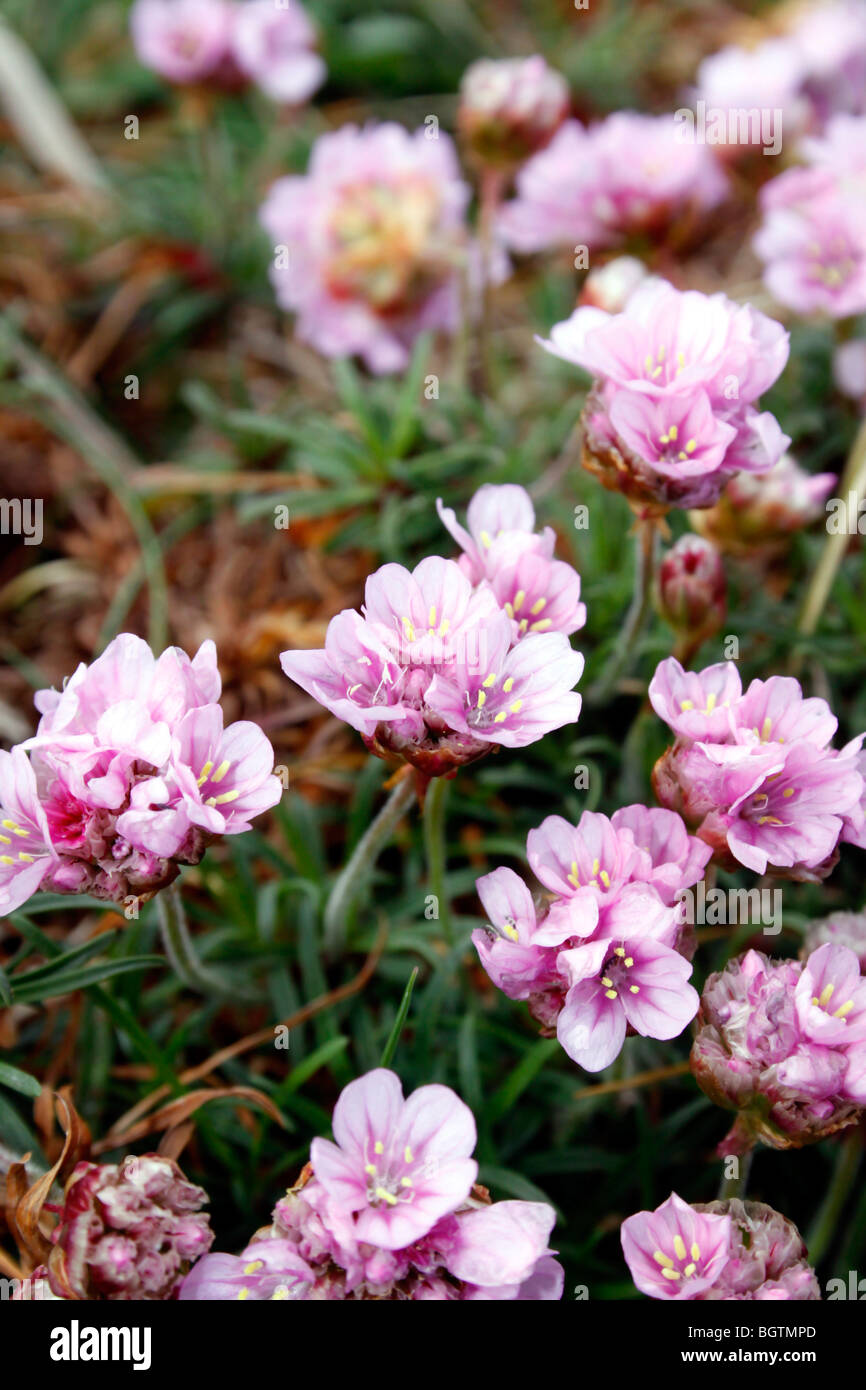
left=323, top=775, right=416, bottom=956
left=157, top=881, right=234, bottom=997
left=791, top=415, right=866, bottom=675
left=423, top=775, right=454, bottom=944
left=717, top=1144, right=754, bottom=1201
left=589, top=516, right=658, bottom=702
left=807, top=1128, right=863, bottom=1265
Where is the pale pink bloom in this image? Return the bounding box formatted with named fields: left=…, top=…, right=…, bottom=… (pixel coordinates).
left=499, top=113, right=726, bottom=253
left=178, top=1238, right=313, bottom=1300
left=457, top=56, right=569, bottom=170
left=690, top=39, right=807, bottom=150
left=648, top=656, right=742, bottom=741
left=423, top=620, right=583, bottom=750
left=436, top=483, right=553, bottom=585
left=609, top=804, right=713, bottom=907
left=556, top=885, right=698, bottom=1071
left=361, top=555, right=500, bottom=669
left=609, top=388, right=737, bottom=479
left=690, top=452, right=836, bottom=553
left=0, top=748, right=57, bottom=915
left=754, top=194, right=866, bottom=318
left=526, top=809, right=653, bottom=943
left=834, top=339, right=866, bottom=401
left=130, top=0, right=235, bottom=84
left=621, top=1192, right=731, bottom=1300
left=790, top=5, right=866, bottom=124
left=692, top=947, right=866, bottom=1150
left=231, top=0, right=324, bottom=103
left=804, top=908, right=866, bottom=970
left=472, top=866, right=561, bottom=1002
left=260, top=123, right=472, bottom=373
left=697, top=1199, right=820, bottom=1301
left=484, top=536, right=586, bottom=642
left=309, top=1069, right=478, bottom=1251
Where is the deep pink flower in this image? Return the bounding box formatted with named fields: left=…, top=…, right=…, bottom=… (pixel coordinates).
left=178, top=1238, right=313, bottom=1300
left=260, top=122, right=473, bottom=372
left=130, top=0, right=235, bottom=84
left=436, top=483, right=554, bottom=585
left=621, top=1192, right=731, bottom=1300
left=656, top=534, right=726, bottom=643
left=231, top=0, right=325, bottom=104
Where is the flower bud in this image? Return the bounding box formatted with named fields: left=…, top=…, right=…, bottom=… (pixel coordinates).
left=656, top=534, right=726, bottom=642
left=690, top=454, right=836, bottom=556
left=578, top=257, right=652, bottom=314
left=691, top=1199, right=819, bottom=1300
left=457, top=56, right=569, bottom=172
left=45, top=1155, right=213, bottom=1300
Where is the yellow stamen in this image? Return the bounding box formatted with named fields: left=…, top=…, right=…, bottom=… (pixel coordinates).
left=513, top=590, right=525, bottom=612
left=477, top=690, right=486, bottom=709
left=243, top=1261, right=264, bottom=1275
left=210, top=760, right=231, bottom=783
left=653, top=1250, right=674, bottom=1268
left=605, top=988, right=618, bottom=1000
left=834, top=1001, right=855, bottom=1018
left=482, top=672, right=497, bottom=688
left=818, top=983, right=835, bottom=1008
left=530, top=598, right=547, bottom=616
left=673, top=1235, right=687, bottom=1261
left=502, top=677, right=514, bottom=693
left=376, top=1187, right=398, bottom=1206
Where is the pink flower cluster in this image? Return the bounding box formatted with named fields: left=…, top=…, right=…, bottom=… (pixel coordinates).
left=130, top=0, right=325, bottom=104
left=280, top=485, right=584, bottom=779
left=539, top=278, right=791, bottom=511
left=691, top=945, right=866, bottom=1152
left=622, top=1192, right=820, bottom=1300
left=179, top=1069, right=563, bottom=1299
left=650, top=657, right=865, bottom=879
left=754, top=114, right=866, bottom=318
left=32, top=1155, right=213, bottom=1301
left=690, top=453, right=836, bottom=557
left=498, top=112, right=727, bottom=254
left=693, top=0, right=866, bottom=148
left=0, top=633, right=281, bottom=916
left=472, top=805, right=711, bottom=1071
left=457, top=55, right=569, bottom=171
left=260, top=122, right=478, bottom=374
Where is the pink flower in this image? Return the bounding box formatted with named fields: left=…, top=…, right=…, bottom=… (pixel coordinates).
left=5, top=634, right=280, bottom=911
left=609, top=804, right=713, bottom=907
left=309, top=1069, right=478, bottom=1250
left=457, top=55, right=569, bottom=171
left=436, top=482, right=554, bottom=581
left=281, top=537, right=584, bottom=776
left=181, top=1070, right=564, bottom=1300
left=0, top=747, right=57, bottom=915
left=499, top=113, right=726, bottom=253
left=45, top=1155, right=213, bottom=1300
left=130, top=0, right=235, bottom=85
left=622, top=1193, right=820, bottom=1301
left=648, top=656, right=742, bottom=742
left=621, top=1192, right=732, bottom=1300
left=178, top=1238, right=313, bottom=1300
left=804, top=909, right=866, bottom=970
left=259, top=122, right=472, bottom=373
left=690, top=453, right=836, bottom=554
left=472, top=866, right=561, bottom=1001
left=690, top=40, right=807, bottom=152
left=538, top=279, right=790, bottom=511
left=231, top=0, right=325, bottom=104
left=834, top=339, right=866, bottom=402
left=650, top=658, right=865, bottom=878
left=691, top=947, right=866, bottom=1150
left=556, top=886, right=699, bottom=1071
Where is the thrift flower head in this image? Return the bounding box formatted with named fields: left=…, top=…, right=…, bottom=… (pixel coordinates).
left=804, top=908, right=866, bottom=971
left=130, top=0, right=235, bottom=85
left=0, top=633, right=281, bottom=915
left=622, top=1192, right=820, bottom=1300
left=457, top=56, right=569, bottom=172
left=691, top=946, right=866, bottom=1151
left=231, top=0, right=325, bottom=103
left=281, top=487, right=584, bottom=780
left=650, top=657, right=865, bottom=878
left=690, top=453, right=836, bottom=558
left=260, top=122, right=473, bottom=373
left=473, top=808, right=708, bottom=1072
left=538, top=279, right=790, bottom=512
left=45, top=1155, right=213, bottom=1300
left=499, top=113, right=726, bottom=254
left=180, top=1069, right=563, bottom=1300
